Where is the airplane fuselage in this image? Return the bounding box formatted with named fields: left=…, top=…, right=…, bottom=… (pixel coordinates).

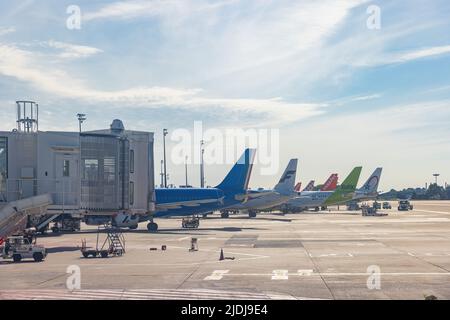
left=152, top=187, right=243, bottom=217
left=227, top=190, right=292, bottom=211
left=286, top=191, right=333, bottom=209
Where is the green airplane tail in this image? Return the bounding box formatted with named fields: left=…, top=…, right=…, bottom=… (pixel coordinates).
left=324, top=166, right=362, bottom=206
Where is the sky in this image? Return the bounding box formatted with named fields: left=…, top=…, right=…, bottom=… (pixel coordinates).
left=0, top=0, right=449, bottom=191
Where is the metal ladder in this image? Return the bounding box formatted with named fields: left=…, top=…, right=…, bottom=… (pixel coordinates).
left=100, top=224, right=126, bottom=256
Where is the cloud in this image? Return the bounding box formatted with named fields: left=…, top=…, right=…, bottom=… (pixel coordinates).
left=354, top=45, right=450, bottom=67
left=83, top=0, right=166, bottom=21
left=40, top=40, right=103, bottom=59
left=392, top=45, right=450, bottom=63
left=0, top=27, right=15, bottom=36
left=350, top=94, right=382, bottom=101
left=281, top=99, right=450, bottom=190
left=83, top=0, right=239, bottom=21
left=1, top=1, right=449, bottom=128
left=0, top=42, right=324, bottom=126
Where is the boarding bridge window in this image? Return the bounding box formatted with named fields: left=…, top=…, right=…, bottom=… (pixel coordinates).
left=130, top=150, right=134, bottom=173
left=130, top=181, right=134, bottom=205
left=63, top=160, right=70, bottom=177
left=0, top=137, right=7, bottom=202
left=104, top=157, right=116, bottom=183
left=84, top=159, right=99, bottom=180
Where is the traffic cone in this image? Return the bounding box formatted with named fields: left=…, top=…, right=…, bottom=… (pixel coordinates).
left=219, top=248, right=224, bottom=261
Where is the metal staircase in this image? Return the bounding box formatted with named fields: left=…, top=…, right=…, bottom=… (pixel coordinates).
left=0, top=194, right=52, bottom=239
left=99, top=223, right=125, bottom=256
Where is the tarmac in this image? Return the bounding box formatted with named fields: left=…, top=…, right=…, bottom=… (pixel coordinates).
left=1, top=200, right=450, bottom=300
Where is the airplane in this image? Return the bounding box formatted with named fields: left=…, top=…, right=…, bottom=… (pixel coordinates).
left=281, top=167, right=362, bottom=212
left=144, top=148, right=256, bottom=231
left=220, top=158, right=298, bottom=218
left=274, top=173, right=337, bottom=213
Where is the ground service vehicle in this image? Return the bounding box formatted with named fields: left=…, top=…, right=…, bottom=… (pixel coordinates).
left=1, top=235, right=47, bottom=262
left=347, top=202, right=361, bottom=211
left=398, top=200, right=413, bottom=211
left=181, top=216, right=200, bottom=229
left=382, top=202, right=392, bottom=209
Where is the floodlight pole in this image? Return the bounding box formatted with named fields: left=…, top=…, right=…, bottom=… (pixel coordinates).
left=200, top=140, right=205, bottom=188
left=76, top=113, right=86, bottom=211
left=163, top=129, right=168, bottom=188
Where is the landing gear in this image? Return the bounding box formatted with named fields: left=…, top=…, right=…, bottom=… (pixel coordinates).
left=220, top=211, right=229, bottom=219
left=128, top=224, right=138, bottom=230
left=248, top=211, right=257, bottom=218
left=182, top=216, right=200, bottom=229
left=147, top=222, right=158, bottom=232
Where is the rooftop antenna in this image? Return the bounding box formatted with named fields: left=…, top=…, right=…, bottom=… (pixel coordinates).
left=77, top=113, right=87, bottom=133
left=16, top=100, right=38, bottom=132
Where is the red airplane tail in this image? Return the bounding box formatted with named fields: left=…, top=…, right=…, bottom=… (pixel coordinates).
left=321, top=174, right=338, bottom=191
left=294, top=182, right=302, bottom=192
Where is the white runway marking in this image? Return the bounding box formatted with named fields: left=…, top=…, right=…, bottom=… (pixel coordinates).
left=423, top=252, right=450, bottom=257
left=272, top=270, right=289, bottom=280
left=0, top=289, right=302, bottom=300
left=204, top=270, right=229, bottom=280
left=309, top=253, right=354, bottom=258
left=414, top=209, right=450, bottom=216
left=297, top=269, right=314, bottom=276
left=202, top=270, right=450, bottom=279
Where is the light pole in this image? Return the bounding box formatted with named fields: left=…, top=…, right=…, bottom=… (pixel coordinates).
left=76, top=113, right=86, bottom=211
left=185, top=155, right=189, bottom=187
left=200, top=140, right=205, bottom=188
left=163, top=129, right=168, bottom=188
left=160, top=160, right=164, bottom=188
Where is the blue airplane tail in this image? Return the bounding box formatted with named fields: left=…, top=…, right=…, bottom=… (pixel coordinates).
left=215, top=148, right=256, bottom=195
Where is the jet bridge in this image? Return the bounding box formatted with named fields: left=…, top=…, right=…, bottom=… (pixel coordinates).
left=0, top=193, right=52, bottom=240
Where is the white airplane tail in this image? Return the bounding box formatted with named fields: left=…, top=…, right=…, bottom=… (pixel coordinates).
left=274, top=159, right=298, bottom=196
left=358, top=167, right=383, bottom=195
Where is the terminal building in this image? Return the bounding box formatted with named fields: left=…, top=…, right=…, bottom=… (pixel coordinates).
left=0, top=101, right=155, bottom=234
